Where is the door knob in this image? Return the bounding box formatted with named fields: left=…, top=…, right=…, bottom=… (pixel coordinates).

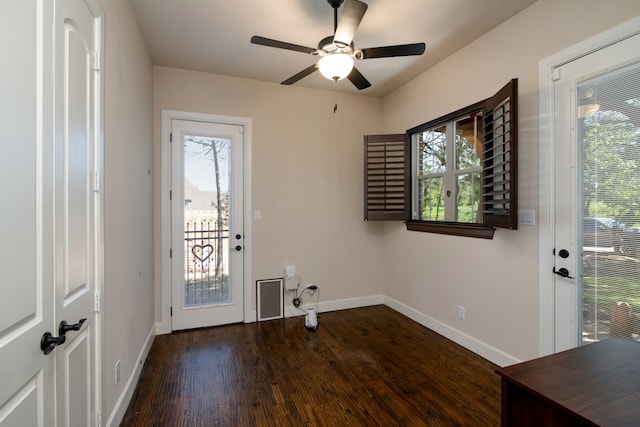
left=553, top=267, right=575, bottom=279
left=235, top=234, right=242, bottom=240
left=59, top=318, right=86, bottom=336
left=235, top=245, right=242, bottom=251
left=40, top=332, right=66, bottom=355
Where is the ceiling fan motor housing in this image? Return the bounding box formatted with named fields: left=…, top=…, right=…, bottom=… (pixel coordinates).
left=317, top=35, right=354, bottom=55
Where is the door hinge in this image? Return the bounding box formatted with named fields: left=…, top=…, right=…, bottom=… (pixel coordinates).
left=170, top=306, right=173, bottom=316
left=169, top=248, right=172, bottom=259
left=170, top=190, right=172, bottom=201
left=170, top=132, right=173, bottom=143
left=93, top=170, right=100, bottom=192
left=239, top=126, right=244, bottom=134
left=94, top=291, right=101, bottom=312
left=552, top=67, right=560, bottom=81
left=96, top=411, right=102, bottom=427
left=91, top=50, right=101, bottom=71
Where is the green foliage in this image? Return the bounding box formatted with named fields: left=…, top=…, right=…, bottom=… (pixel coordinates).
left=456, top=172, right=481, bottom=223
left=583, top=276, right=640, bottom=310
left=418, top=120, right=481, bottom=222
left=582, top=108, right=640, bottom=225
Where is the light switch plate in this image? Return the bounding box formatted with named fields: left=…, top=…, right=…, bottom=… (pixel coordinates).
left=518, top=209, right=535, bottom=226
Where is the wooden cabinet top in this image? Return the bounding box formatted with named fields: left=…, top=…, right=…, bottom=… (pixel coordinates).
left=496, top=337, right=640, bottom=426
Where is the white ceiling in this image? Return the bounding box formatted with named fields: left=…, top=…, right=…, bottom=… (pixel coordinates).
left=130, top=0, right=537, bottom=97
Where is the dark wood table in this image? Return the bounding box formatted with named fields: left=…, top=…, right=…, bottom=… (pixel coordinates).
left=496, top=337, right=640, bottom=426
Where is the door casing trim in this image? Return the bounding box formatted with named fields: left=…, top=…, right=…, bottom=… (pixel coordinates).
left=159, top=110, right=253, bottom=334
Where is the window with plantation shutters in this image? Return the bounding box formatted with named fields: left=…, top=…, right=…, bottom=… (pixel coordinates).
left=364, top=134, right=409, bottom=220
left=401, top=79, right=518, bottom=238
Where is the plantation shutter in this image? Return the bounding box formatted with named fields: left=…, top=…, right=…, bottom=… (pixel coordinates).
left=364, top=134, right=409, bottom=220
left=482, top=78, right=518, bottom=229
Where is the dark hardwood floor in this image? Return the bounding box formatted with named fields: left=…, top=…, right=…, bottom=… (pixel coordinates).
left=120, top=305, right=501, bottom=426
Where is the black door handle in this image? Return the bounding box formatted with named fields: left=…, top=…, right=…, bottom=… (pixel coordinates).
left=41, top=332, right=66, bottom=355
left=59, top=318, right=86, bottom=336
left=553, top=267, right=575, bottom=279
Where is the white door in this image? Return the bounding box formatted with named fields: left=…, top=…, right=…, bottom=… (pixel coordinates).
left=0, top=1, right=55, bottom=425
left=171, top=120, right=244, bottom=330
left=0, top=0, right=102, bottom=426
left=53, top=0, right=102, bottom=425
left=553, top=33, right=640, bottom=351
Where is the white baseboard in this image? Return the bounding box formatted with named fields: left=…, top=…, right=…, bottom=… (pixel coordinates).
left=155, top=320, right=170, bottom=335
left=246, top=294, right=385, bottom=322
left=105, top=324, right=156, bottom=427
left=248, top=293, right=518, bottom=366
left=383, top=296, right=520, bottom=367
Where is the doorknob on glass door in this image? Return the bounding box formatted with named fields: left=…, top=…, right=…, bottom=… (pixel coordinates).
left=40, top=332, right=66, bottom=355
left=553, top=267, right=575, bottom=279
left=235, top=245, right=242, bottom=251
left=59, top=318, right=86, bottom=336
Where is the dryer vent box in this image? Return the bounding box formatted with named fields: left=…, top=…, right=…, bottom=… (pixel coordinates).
left=256, top=279, right=283, bottom=321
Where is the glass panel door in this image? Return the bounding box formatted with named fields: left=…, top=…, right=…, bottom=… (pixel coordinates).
left=171, top=119, right=244, bottom=330
left=579, top=62, right=640, bottom=344
left=553, top=32, right=640, bottom=352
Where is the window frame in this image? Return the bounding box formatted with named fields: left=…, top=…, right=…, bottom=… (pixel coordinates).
left=405, top=79, right=518, bottom=238
left=409, top=101, right=485, bottom=224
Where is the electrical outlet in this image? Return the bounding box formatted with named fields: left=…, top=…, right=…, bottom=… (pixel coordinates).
left=115, top=360, right=121, bottom=385
left=457, top=305, right=466, bottom=320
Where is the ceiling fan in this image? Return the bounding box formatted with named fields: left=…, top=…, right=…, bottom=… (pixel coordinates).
left=250, top=0, right=426, bottom=90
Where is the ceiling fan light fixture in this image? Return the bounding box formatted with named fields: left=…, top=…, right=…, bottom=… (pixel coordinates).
left=318, top=53, right=354, bottom=81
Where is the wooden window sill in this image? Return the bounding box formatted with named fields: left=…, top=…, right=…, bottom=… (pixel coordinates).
left=405, top=221, right=495, bottom=239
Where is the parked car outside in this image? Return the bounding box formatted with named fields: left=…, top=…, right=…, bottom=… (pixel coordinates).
left=582, top=217, right=625, bottom=253
left=621, top=226, right=640, bottom=258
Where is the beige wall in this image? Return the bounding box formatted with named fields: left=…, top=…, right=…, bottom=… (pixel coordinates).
left=153, top=68, right=386, bottom=318
left=101, top=0, right=640, bottom=420
left=103, top=0, right=154, bottom=421
left=382, top=0, right=640, bottom=361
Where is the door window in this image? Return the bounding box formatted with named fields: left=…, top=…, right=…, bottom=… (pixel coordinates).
left=578, top=63, right=640, bottom=343
left=170, top=120, right=244, bottom=330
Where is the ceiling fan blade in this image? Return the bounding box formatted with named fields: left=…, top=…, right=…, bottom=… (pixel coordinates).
left=359, top=43, right=426, bottom=59
left=333, top=0, right=368, bottom=48
left=281, top=64, right=319, bottom=85
left=250, top=35, right=315, bottom=54
left=347, top=66, right=371, bottom=90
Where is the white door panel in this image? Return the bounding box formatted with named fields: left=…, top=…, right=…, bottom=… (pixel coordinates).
left=554, top=33, right=640, bottom=351
left=0, top=0, right=53, bottom=425
left=171, top=120, right=244, bottom=330
left=0, top=0, right=102, bottom=425
left=62, top=330, right=90, bottom=427
left=54, top=0, right=102, bottom=425
left=0, top=374, right=44, bottom=426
